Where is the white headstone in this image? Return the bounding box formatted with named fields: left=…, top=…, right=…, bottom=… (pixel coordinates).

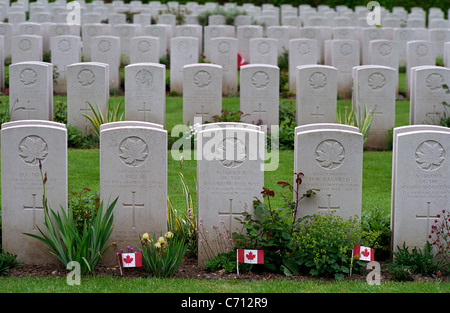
left=170, top=36, right=199, bottom=94
left=249, top=38, right=278, bottom=66
left=288, top=38, right=318, bottom=93
left=66, top=62, right=109, bottom=134
left=129, top=36, right=160, bottom=64
left=183, top=63, right=222, bottom=125
left=324, top=39, right=359, bottom=99
left=391, top=129, right=449, bottom=253
left=352, top=65, right=397, bottom=150
left=11, top=35, right=42, bottom=64
left=409, top=66, right=450, bottom=125
left=124, top=63, right=166, bottom=126
left=9, top=61, right=53, bottom=121
left=1, top=121, right=67, bottom=264
left=296, top=64, right=337, bottom=125
left=210, top=37, right=238, bottom=96
left=236, top=25, right=263, bottom=63
left=100, top=122, right=167, bottom=265
left=91, top=36, right=121, bottom=90
left=406, top=40, right=435, bottom=97
left=50, top=35, right=81, bottom=94
left=294, top=128, right=363, bottom=220
left=196, top=126, right=264, bottom=266
left=240, top=64, right=279, bottom=127
left=81, top=24, right=112, bottom=62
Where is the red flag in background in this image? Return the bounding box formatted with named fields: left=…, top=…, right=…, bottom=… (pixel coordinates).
left=118, top=252, right=143, bottom=268
left=237, top=249, right=264, bottom=264
left=238, top=53, right=247, bottom=69
left=352, top=246, right=374, bottom=262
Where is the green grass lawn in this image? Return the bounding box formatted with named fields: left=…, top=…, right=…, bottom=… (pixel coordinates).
left=2, top=73, right=449, bottom=293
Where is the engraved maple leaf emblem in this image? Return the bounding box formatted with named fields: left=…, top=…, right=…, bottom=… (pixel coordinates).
left=252, top=71, right=269, bottom=88
left=415, top=141, right=445, bottom=171
left=119, top=137, right=149, bottom=167
left=19, top=136, right=48, bottom=165
left=216, top=137, right=246, bottom=168
left=426, top=74, right=443, bottom=91
left=194, top=71, right=211, bottom=88
left=20, top=69, right=37, bottom=86
left=309, top=72, right=327, bottom=89
left=78, top=69, right=95, bottom=87
left=315, top=140, right=345, bottom=169
left=368, top=72, right=385, bottom=90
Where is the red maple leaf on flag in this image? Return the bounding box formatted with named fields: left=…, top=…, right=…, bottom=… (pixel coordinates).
left=246, top=251, right=256, bottom=261
left=361, top=249, right=370, bottom=258
left=124, top=255, right=134, bottom=264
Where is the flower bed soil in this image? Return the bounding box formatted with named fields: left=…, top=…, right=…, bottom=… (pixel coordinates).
left=4, top=254, right=438, bottom=283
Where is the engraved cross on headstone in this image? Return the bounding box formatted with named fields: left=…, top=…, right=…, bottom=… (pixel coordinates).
left=80, top=101, right=92, bottom=115
left=122, top=191, right=144, bottom=228
left=318, top=194, right=340, bottom=214
left=253, top=103, right=267, bottom=120
left=426, top=105, right=441, bottom=122
left=23, top=193, right=44, bottom=231
left=218, top=199, right=242, bottom=231
left=416, top=201, right=439, bottom=240
left=18, top=100, right=36, bottom=119
left=138, top=101, right=152, bottom=120
left=195, top=104, right=209, bottom=119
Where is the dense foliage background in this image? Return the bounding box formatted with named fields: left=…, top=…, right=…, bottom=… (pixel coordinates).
left=105, top=0, right=450, bottom=16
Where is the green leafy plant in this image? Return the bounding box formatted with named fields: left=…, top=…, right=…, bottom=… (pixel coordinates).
left=0, top=251, right=21, bottom=275
left=81, top=100, right=124, bottom=138
left=53, top=101, right=67, bottom=124
left=24, top=161, right=116, bottom=274
left=67, top=125, right=99, bottom=149
left=361, top=208, right=392, bottom=260
left=139, top=231, right=188, bottom=278
left=389, top=242, right=441, bottom=280
left=167, top=159, right=197, bottom=254
left=336, top=105, right=374, bottom=145
left=293, top=213, right=364, bottom=280
left=233, top=172, right=318, bottom=273
left=69, top=188, right=100, bottom=235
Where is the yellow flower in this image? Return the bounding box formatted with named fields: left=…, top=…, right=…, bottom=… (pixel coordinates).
left=158, top=236, right=166, bottom=245
left=142, top=232, right=150, bottom=241
left=165, top=231, right=174, bottom=240
left=154, top=242, right=161, bottom=249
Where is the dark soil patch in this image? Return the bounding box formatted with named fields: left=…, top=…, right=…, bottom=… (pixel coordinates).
left=4, top=254, right=439, bottom=283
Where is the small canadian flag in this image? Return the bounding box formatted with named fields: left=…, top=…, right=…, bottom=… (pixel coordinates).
left=352, top=246, right=374, bottom=262
left=118, top=253, right=143, bottom=268
left=237, top=249, right=264, bottom=264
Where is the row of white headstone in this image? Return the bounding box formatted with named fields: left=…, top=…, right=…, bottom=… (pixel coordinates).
left=3, top=23, right=450, bottom=79
left=9, top=60, right=450, bottom=150
left=1, top=120, right=448, bottom=266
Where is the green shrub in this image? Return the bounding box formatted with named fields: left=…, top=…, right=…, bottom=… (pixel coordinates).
left=67, top=125, right=99, bottom=149
left=204, top=250, right=252, bottom=273
left=0, top=251, right=21, bottom=276
left=361, top=208, right=392, bottom=260
left=389, top=243, right=441, bottom=280
left=53, top=101, right=67, bottom=124
left=293, top=213, right=364, bottom=280
left=24, top=162, right=116, bottom=274
left=69, top=188, right=100, bottom=235
left=233, top=173, right=318, bottom=273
